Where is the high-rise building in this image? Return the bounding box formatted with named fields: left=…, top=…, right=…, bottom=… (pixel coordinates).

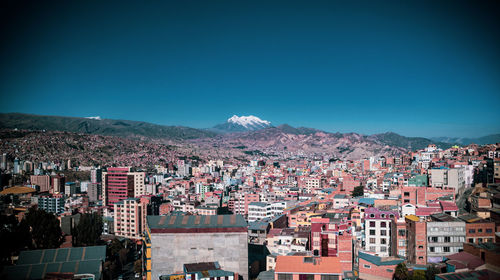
left=90, top=168, right=102, bottom=184
left=114, top=198, right=147, bottom=239
left=51, top=175, right=66, bottom=193
left=102, top=167, right=145, bottom=206
left=0, top=153, right=6, bottom=170
left=30, top=175, right=51, bottom=192
left=13, top=158, right=20, bottom=174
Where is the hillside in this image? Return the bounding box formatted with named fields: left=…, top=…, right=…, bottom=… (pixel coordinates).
left=0, top=113, right=216, bottom=140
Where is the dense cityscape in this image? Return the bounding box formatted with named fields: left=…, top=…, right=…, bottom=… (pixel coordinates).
left=1, top=118, right=500, bottom=280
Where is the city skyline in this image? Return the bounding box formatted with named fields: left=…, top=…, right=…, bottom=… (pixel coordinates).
left=1, top=0, right=500, bottom=138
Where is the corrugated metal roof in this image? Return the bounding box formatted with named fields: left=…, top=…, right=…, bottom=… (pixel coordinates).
left=147, top=214, right=247, bottom=229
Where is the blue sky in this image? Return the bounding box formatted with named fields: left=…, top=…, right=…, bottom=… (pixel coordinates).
left=1, top=0, right=499, bottom=138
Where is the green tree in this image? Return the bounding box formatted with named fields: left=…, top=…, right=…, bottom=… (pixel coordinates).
left=134, top=259, right=142, bottom=274
left=410, top=270, right=426, bottom=280
left=73, top=212, right=103, bottom=246
left=0, top=214, right=31, bottom=265
left=25, top=207, right=64, bottom=249
left=109, top=238, right=124, bottom=257
left=394, top=262, right=409, bottom=280
left=351, top=185, right=364, bottom=197
left=425, top=265, right=440, bottom=280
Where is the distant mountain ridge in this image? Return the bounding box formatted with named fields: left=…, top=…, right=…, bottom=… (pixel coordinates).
left=0, top=113, right=215, bottom=140
left=1, top=113, right=490, bottom=159
left=431, top=134, right=500, bottom=145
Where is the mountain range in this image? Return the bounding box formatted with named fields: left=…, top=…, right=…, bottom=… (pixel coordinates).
left=1, top=112, right=497, bottom=160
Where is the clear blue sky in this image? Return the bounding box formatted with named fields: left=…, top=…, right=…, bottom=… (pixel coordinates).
left=1, top=0, right=499, bottom=138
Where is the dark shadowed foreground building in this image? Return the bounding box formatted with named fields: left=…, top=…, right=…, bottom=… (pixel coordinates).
left=2, top=246, right=106, bottom=280
left=145, top=214, right=248, bottom=280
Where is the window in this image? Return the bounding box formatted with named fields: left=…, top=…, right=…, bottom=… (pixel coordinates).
left=381, top=222, right=386, bottom=227
left=370, top=214, right=375, bottom=218
left=430, top=247, right=435, bottom=252
left=278, top=274, right=293, bottom=280
left=444, top=236, right=450, bottom=242
left=321, top=275, right=338, bottom=280
left=398, top=229, right=406, bottom=237
left=430, top=237, right=438, bottom=242
left=486, top=229, right=493, bottom=233
left=381, top=247, right=387, bottom=252
left=381, top=214, right=386, bottom=218
left=381, top=238, right=386, bottom=245
left=404, top=192, right=410, bottom=197
left=370, top=221, right=375, bottom=227
left=370, top=238, right=376, bottom=243
left=363, top=264, right=371, bottom=269
left=299, top=275, right=314, bottom=280
left=370, top=230, right=376, bottom=235
left=469, top=229, right=476, bottom=233
left=387, top=269, right=394, bottom=273
left=478, top=228, right=483, bottom=233
left=381, top=230, right=387, bottom=236
left=418, top=246, right=423, bottom=249
left=468, top=238, right=474, bottom=243
left=444, top=247, right=450, bottom=252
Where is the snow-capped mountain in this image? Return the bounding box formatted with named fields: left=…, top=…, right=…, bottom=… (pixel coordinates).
left=211, top=115, right=272, bottom=133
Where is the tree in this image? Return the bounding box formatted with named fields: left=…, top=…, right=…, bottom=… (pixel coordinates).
left=73, top=212, right=103, bottom=246
left=410, top=270, right=426, bottom=280
left=25, top=207, right=64, bottom=249
left=134, top=259, right=142, bottom=274
left=394, top=262, right=409, bottom=280
left=425, top=264, right=440, bottom=280
left=351, top=185, right=364, bottom=197
left=109, top=238, right=124, bottom=257
left=0, top=214, right=31, bottom=265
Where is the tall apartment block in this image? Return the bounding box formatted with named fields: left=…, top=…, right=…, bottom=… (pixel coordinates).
left=30, top=175, right=51, bottom=192
left=364, top=208, right=399, bottom=257
left=102, top=167, right=145, bottom=206
left=114, top=198, right=147, bottom=239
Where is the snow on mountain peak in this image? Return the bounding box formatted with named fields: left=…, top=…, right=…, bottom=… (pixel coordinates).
left=227, top=115, right=271, bottom=128
left=85, top=116, right=101, bottom=120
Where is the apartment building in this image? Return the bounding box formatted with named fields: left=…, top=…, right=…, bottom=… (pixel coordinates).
left=248, top=201, right=290, bottom=222
left=102, top=167, right=145, bottom=206
left=364, top=208, right=398, bottom=257
left=458, top=215, right=495, bottom=244
left=30, top=175, right=50, bottom=192
left=426, top=213, right=466, bottom=263
left=310, top=216, right=353, bottom=272
left=429, top=168, right=466, bottom=195
left=37, top=195, right=65, bottom=214
left=113, top=198, right=147, bottom=239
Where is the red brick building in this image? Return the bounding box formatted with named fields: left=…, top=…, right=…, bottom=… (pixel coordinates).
left=405, top=215, right=427, bottom=265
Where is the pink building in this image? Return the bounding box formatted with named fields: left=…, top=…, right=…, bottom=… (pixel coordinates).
left=102, top=167, right=145, bottom=206
left=30, top=175, right=50, bottom=192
